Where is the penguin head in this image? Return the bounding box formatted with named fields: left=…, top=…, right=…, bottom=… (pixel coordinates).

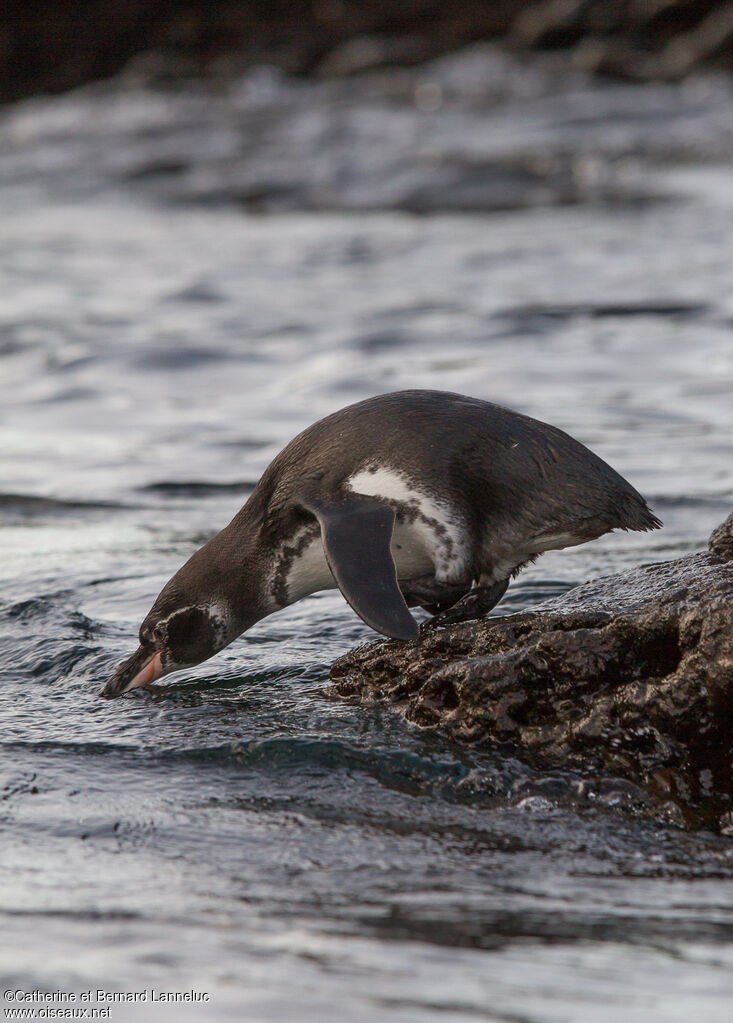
left=101, top=596, right=234, bottom=698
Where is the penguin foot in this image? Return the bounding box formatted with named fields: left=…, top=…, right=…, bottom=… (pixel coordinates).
left=421, top=578, right=509, bottom=632
left=400, top=575, right=470, bottom=612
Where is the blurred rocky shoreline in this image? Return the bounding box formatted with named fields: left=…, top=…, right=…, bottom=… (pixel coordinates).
left=5, top=0, right=733, bottom=104
left=5, top=39, right=733, bottom=217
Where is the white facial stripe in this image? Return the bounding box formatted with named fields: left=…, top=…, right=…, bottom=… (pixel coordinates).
left=155, top=603, right=232, bottom=653
left=346, top=466, right=468, bottom=584
left=205, top=601, right=233, bottom=651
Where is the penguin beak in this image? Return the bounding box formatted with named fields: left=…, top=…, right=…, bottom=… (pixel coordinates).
left=100, top=646, right=164, bottom=698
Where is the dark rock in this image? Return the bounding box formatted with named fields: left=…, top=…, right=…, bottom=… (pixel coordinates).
left=0, top=1, right=516, bottom=105
left=710, top=510, right=733, bottom=560
left=5, top=1, right=733, bottom=105
left=331, top=512, right=733, bottom=831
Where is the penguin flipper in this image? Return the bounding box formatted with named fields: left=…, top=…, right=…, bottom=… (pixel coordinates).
left=302, top=494, right=418, bottom=641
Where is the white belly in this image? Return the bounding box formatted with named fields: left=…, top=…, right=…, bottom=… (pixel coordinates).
left=390, top=520, right=434, bottom=579
left=278, top=467, right=470, bottom=606
left=284, top=534, right=334, bottom=603
left=346, top=466, right=469, bottom=584
left=284, top=521, right=434, bottom=605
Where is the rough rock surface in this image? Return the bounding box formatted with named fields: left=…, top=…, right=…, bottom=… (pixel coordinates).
left=331, top=512, right=733, bottom=831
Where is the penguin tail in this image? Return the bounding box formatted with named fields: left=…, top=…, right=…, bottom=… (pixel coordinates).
left=622, top=495, right=662, bottom=533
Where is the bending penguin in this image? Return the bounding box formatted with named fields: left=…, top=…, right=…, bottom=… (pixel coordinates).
left=102, top=390, right=661, bottom=697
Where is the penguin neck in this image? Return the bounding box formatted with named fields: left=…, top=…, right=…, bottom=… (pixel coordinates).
left=178, top=504, right=275, bottom=639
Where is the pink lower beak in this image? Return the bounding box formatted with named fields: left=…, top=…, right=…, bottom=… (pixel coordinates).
left=101, top=647, right=165, bottom=698
left=126, top=650, right=164, bottom=691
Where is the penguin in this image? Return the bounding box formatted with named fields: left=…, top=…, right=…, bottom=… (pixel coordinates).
left=101, top=390, right=660, bottom=697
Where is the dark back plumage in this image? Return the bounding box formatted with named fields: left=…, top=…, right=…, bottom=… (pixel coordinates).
left=253, top=390, right=660, bottom=546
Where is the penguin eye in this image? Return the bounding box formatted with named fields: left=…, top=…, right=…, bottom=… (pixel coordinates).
left=152, top=626, right=164, bottom=643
